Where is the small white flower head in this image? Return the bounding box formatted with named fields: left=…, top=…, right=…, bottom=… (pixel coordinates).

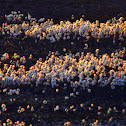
left=71, top=15, right=74, bottom=20
left=38, top=18, right=45, bottom=23
left=111, top=85, right=115, bottom=90
left=73, top=108, right=76, bottom=112
left=109, top=117, right=113, bottom=122
left=10, top=99, right=13, bottom=102
left=107, top=110, right=110, bottom=114
left=97, top=111, right=101, bottom=115
left=31, top=106, right=34, bottom=112
left=56, top=88, right=59, bottom=92
left=113, top=106, right=116, bottom=111
left=82, top=119, right=85, bottom=123
left=80, top=103, right=84, bottom=108
left=42, top=90, right=45, bottom=94
left=3, top=88, right=7, bottom=93
left=35, top=98, right=38, bottom=101
left=70, top=93, right=74, bottom=97
left=43, top=100, right=47, bottom=104
left=65, top=108, right=69, bottom=113
left=16, top=91, right=20, bottom=95
left=64, top=83, right=67, bottom=87
left=122, top=109, right=125, bottom=114
left=64, top=121, right=71, bottom=126
left=77, top=37, right=80, bottom=40
left=108, top=107, right=112, bottom=111
left=17, top=88, right=20, bottom=92
left=39, top=58, right=42, bottom=61
left=27, top=105, right=30, bottom=109
left=70, top=105, right=74, bottom=110
left=17, top=109, right=21, bottom=113
left=54, top=105, right=60, bottom=111
left=95, top=48, right=99, bottom=53
left=91, top=103, right=94, bottom=107
left=71, top=42, right=74, bottom=45
left=63, top=48, right=66, bottom=52
left=93, top=119, right=99, bottom=125
left=67, top=36, right=70, bottom=40
left=89, top=107, right=91, bottom=111
left=13, top=98, right=16, bottom=101
left=98, top=106, right=102, bottom=110
left=1, top=103, right=6, bottom=108
left=18, top=11, right=21, bottom=14
left=88, top=89, right=91, bottom=93
left=12, top=89, right=16, bottom=94
left=75, top=92, right=79, bottom=95
left=65, top=96, right=69, bottom=100
left=82, top=15, right=85, bottom=18
left=2, top=107, right=7, bottom=111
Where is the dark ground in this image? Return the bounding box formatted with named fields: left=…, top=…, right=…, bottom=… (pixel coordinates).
left=0, top=0, right=126, bottom=23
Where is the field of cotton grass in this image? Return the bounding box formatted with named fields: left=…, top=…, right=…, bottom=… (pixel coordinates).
left=0, top=0, right=126, bottom=125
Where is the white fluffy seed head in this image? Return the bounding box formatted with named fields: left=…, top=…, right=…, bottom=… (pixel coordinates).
left=98, top=106, right=102, bottom=110
left=122, top=109, right=125, bottom=113
left=73, top=108, right=76, bottom=112
left=71, top=15, right=74, bottom=20
left=43, top=100, right=47, bottom=104
left=88, top=89, right=91, bottom=93
left=80, top=103, right=84, bottom=108
left=89, top=107, right=91, bottom=111
left=97, top=111, right=101, bottom=115
left=54, top=105, right=60, bottom=111
left=63, top=48, right=66, bottom=52
left=31, top=106, right=34, bottom=111
left=70, top=93, right=74, bottom=97
left=82, top=119, right=85, bottom=123
left=65, top=96, right=69, bottom=100
left=35, top=98, right=38, bottom=101
left=75, top=92, right=79, bottom=95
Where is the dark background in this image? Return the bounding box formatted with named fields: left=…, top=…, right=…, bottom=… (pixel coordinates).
left=0, top=0, right=126, bottom=23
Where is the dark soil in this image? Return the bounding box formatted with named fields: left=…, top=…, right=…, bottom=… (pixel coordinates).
left=0, top=0, right=126, bottom=23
